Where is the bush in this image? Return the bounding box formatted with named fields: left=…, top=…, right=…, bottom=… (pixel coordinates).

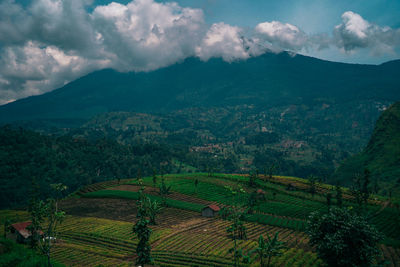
left=306, top=207, right=383, bottom=267
left=0, top=238, right=64, bottom=267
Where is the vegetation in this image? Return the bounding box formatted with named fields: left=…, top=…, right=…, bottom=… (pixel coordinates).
left=0, top=238, right=64, bottom=267
left=249, top=233, right=287, bottom=267
left=0, top=126, right=181, bottom=208
left=336, top=101, right=400, bottom=196
left=133, top=189, right=153, bottom=265
left=1, top=172, right=399, bottom=266
left=307, top=207, right=383, bottom=267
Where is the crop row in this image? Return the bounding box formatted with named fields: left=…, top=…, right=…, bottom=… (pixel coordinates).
left=83, top=190, right=204, bottom=212
left=153, top=251, right=233, bottom=267
left=58, top=216, right=135, bottom=241
left=51, top=243, right=129, bottom=266
left=76, top=179, right=128, bottom=196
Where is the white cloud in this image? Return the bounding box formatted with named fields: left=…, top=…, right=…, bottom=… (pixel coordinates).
left=334, top=11, right=400, bottom=54
left=0, top=2, right=400, bottom=105
left=195, top=22, right=250, bottom=61
left=0, top=41, right=109, bottom=105
left=255, top=21, right=308, bottom=51
left=91, top=0, right=205, bottom=71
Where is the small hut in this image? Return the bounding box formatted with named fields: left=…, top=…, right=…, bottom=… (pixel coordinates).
left=201, top=204, right=220, bottom=217
left=256, top=189, right=266, bottom=200
left=10, top=221, right=43, bottom=244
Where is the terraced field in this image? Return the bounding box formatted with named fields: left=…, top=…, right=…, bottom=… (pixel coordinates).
left=1, top=173, right=399, bottom=266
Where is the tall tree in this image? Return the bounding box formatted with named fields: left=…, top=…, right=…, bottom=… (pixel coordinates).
left=307, top=175, right=317, bottom=198
left=307, top=207, right=383, bottom=267
left=158, top=177, right=171, bottom=207
left=28, top=183, right=67, bottom=267
left=361, top=169, right=371, bottom=204
left=133, top=188, right=153, bottom=265
left=335, top=185, right=343, bottom=207
left=225, top=185, right=248, bottom=267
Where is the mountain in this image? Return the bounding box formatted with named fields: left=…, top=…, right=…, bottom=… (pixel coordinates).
left=1, top=52, right=400, bottom=122
left=1, top=52, right=399, bottom=182
left=335, top=101, right=400, bottom=195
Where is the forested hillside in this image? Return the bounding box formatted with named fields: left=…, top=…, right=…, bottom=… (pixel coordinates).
left=335, top=102, right=400, bottom=195
left=0, top=126, right=184, bottom=208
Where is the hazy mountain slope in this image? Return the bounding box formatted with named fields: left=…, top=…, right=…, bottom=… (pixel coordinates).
left=335, top=102, right=400, bottom=194
left=1, top=52, right=399, bottom=122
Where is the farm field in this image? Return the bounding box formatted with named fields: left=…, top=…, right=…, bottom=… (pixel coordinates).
left=1, top=173, right=399, bottom=266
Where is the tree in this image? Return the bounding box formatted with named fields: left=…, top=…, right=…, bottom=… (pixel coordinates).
left=40, top=198, right=66, bottom=267
left=247, top=191, right=258, bottom=214
left=133, top=189, right=153, bottom=265
left=351, top=173, right=362, bottom=203
left=335, top=185, right=343, bottom=207
left=225, top=185, right=248, bottom=267
left=326, top=192, right=332, bottom=208
left=158, top=177, right=171, bottom=207
left=133, top=217, right=152, bottom=265
left=248, top=172, right=257, bottom=188
left=152, top=169, right=157, bottom=188
left=27, top=179, right=45, bottom=249
left=28, top=183, right=67, bottom=267
left=307, top=175, right=317, bottom=198
left=306, top=207, right=383, bottom=267
left=361, top=169, right=371, bottom=204
left=3, top=218, right=11, bottom=238
left=144, top=197, right=162, bottom=225
left=264, top=163, right=278, bottom=179
left=249, top=233, right=286, bottom=267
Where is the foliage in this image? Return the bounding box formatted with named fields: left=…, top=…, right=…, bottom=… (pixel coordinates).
left=307, top=175, right=317, bottom=198
left=158, top=178, right=172, bottom=207
left=249, top=233, right=287, bottom=267
left=132, top=218, right=152, bottom=265
left=28, top=184, right=66, bottom=266
left=336, top=101, right=400, bottom=196
left=0, top=238, right=64, bottom=267
left=0, top=126, right=177, bottom=208
left=136, top=188, right=163, bottom=225
left=246, top=191, right=259, bottom=214
left=335, top=185, right=343, bottom=207
left=306, top=207, right=383, bottom=267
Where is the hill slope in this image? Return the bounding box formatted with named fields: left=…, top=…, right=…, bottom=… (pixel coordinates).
left=335, top=102, right=400, bottom=194
left=0, top=52, right=399, bottom=122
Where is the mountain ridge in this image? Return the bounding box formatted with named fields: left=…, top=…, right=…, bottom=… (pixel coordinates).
left=1, top=52, right=400, bottom=123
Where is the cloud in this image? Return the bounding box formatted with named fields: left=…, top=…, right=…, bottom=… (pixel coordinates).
left=255, top=21, right=308, bottom=51
left=0, top=41, right=109, bottom=105
left=0, top=1, right=399, bottom=105
left=91, top=0, right=205, bottom=71
left=334, top=11, right=400, bottom=54
left=195, top=22, right=251, bottom=61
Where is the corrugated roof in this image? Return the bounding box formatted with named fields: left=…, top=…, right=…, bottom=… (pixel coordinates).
left=11, top=221, right=43, bottom=239
left=207, top=204, right=220, bottom=211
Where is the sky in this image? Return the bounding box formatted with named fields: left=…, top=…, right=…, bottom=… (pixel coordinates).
left=0, top=0, right=399, bottom=105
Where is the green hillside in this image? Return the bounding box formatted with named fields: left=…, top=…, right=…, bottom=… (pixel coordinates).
left=335, top=102, right=400, bottom=196
left=1, top=53, right=399, bottom=122
left=2, top=173, right=399, bottom=266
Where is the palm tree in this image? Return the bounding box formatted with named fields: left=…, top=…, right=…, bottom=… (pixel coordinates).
left=145, top=198, right=162, bottom=225
left=249, top=233, right=286, bottom=267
